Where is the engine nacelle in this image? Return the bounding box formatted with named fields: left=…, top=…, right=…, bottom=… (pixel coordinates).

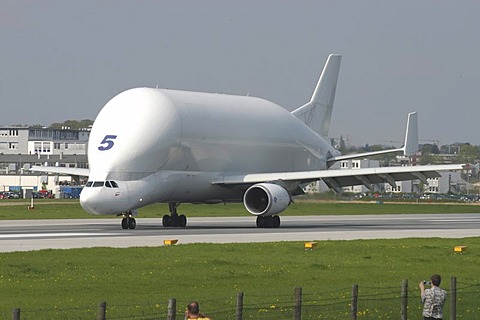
left=243, top=183, right=291, bottom=216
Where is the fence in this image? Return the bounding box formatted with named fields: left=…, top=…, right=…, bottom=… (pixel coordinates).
left=7, top=277, right=480, bottom=319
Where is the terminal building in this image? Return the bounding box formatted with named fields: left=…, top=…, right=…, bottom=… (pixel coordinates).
left=0, top=126, right=89, bottom=197
left=0, top=126, right=89, bottom=156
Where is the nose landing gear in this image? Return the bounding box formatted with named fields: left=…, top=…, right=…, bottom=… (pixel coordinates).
left=162, top=202, right=187, bottom=227
left=120, top=211, right=137, bottom=229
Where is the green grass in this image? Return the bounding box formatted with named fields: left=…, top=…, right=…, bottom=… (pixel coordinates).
left=1, top=239, right=480, bottom=319
left=1, top=199, right=479, bottom=318
left=0, top=199, right=479, bottom=220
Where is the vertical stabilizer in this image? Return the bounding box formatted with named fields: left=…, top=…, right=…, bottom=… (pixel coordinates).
left=291, top=54, right=342, bottom=137
left=403, top=112, right=418, bottom=156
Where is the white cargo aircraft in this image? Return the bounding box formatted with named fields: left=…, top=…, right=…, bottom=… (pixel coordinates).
left=32, top=54, right=464, bottom=229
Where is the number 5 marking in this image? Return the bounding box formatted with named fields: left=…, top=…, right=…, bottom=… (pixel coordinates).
left=98, top=135, right=117, bottom=151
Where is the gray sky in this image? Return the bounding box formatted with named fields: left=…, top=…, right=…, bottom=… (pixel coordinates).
left=1, top=0, right=479, bottom=147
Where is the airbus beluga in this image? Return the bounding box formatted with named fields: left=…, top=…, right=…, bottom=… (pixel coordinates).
left=32, top=54, right=464, bottom=229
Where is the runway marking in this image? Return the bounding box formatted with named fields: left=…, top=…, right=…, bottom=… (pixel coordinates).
left=0, top=233, right=109, bottom=239
left=426, top=219, right=480, bottom=223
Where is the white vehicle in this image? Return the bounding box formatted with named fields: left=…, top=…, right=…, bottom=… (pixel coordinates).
left=32, top=54, right=464, bottom=229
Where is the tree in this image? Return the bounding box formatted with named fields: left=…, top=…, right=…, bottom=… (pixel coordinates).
left=457, top=144, right=480, bottom=164
left=49, top=119, right=93, bottom=130
left=420, top=143, right=439, bottom=155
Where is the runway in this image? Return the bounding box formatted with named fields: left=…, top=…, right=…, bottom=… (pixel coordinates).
left=1, top=214, right=479, bottom=252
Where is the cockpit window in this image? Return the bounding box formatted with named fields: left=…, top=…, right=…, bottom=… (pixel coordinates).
left=85, top=180, right=118, bottom=188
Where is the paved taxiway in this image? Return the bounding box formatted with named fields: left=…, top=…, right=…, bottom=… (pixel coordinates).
left=1, top=214, right=479, bottom=252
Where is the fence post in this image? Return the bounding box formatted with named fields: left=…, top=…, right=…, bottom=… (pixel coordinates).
left=293, top=286, right=302, bottom=320
left=12, top=308, right=20, bottom=320
left=236, top=291, right=244, bottom=320
left=167, top=298, right=176, bottom=320
left=401, top=279, right=408, bottom=320
left=97, top=301, right=106, bottom=320
left=450, top=276, right=457, bottom=320
left=351, top=285, right=358, bottom=320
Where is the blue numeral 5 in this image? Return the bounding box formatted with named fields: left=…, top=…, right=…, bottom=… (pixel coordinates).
left=98, top=135, right=117, bottom=151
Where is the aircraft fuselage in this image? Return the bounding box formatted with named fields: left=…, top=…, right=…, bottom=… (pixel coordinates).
left=80, top=87, right=337, bottom=215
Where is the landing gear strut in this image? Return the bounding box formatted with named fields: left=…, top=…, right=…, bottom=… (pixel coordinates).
left=162, top=202, right=187, bottom=227
left=120, top=211, right=136, bottom=229
left=256, top=215, right=281, bottom=228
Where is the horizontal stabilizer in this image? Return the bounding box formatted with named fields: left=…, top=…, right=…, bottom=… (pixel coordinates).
left=30, top=166, right=90, bottom=177
left=328, top=112, right=419, bottom=163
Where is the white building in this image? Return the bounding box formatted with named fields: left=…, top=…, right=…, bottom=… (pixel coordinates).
left=0, top=174, right=74, bottom=197
left=0, top=126, right=89, bottom=156
left=0, top=153, right=88, bottom=196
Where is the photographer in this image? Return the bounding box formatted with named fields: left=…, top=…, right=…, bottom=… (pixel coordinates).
left=419, top=274, right=447, bottom=320
left=185, top=301, right=211, bottom=320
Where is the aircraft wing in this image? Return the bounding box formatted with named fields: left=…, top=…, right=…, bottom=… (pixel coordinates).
left=213, top=164, right=465, bottom=192
left=30, top=166, right=90, bottom=177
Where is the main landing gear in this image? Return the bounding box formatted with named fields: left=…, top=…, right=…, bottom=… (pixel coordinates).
left=120, top=211, right=136, bottom=229
left=256, top=215, right=281, bottom=228
left=162, top=202, right=187, bottom=227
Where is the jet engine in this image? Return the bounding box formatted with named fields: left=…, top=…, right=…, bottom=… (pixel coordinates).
left=243, top=183, right=291, bottom=216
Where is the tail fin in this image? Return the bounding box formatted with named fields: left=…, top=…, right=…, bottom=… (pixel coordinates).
left=402, top=112, right=418, bottom=156
left=291, top=54, right=342, bottom=137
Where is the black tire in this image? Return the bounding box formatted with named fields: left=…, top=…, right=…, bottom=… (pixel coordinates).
left=171, top=215, right=179, bottom=227
left=272, top=215, right=281, bottom=228
left=256, top=216, right=265, bottom=228
left=121, top=218, right=128, bottom=229
left=265, top=216, right=273, bottom=228
left=162, top=215, right=171, bottom=227
left=179, top=214, right=187, bottom=227
left=128, top=218, right=136, bottom=229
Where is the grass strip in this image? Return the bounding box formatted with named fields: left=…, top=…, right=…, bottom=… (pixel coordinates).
left=0, top=200, right=479, bottom=219
left=1, top=238, right=480, bottom=319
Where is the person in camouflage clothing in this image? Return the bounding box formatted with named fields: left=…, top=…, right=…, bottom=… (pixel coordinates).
left=419, top=274, right=447, bottom=319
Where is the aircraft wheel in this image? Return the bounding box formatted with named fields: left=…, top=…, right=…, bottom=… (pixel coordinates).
left=272, top=216, right=281, bottom=228
left=179, top=214, right=187, bottom=227
left=171, top=215, right=180, bottom=227
left=256, top=216, right=265, bottom=228
left=162, top=215, right=171, bottom=227
left=121, top=218, right=128, bottom=229
left=264, top=216, right=274, bottom=228
left=128, top=217, right=136, bottom=229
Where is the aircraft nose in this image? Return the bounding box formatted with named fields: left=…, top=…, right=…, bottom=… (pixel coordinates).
left=80, top=182, right=129, bottom=215
left=80, top=188, right=103, bottom=215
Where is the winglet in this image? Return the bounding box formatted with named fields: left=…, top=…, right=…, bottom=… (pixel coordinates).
left=292, top=54, right=342, bottom=137
left=402, top=112, right=418, bottom=156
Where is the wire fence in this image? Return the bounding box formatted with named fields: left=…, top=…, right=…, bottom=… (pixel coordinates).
left=5, top=278, right=480, bottom=319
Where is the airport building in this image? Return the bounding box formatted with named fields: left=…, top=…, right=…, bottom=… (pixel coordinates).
left=0, top=126, right=89, bottom=197
left=0, top=153, right=88, bottom=197
left=0, top=126, right=89, bottom=156
left=383, top=171, right=464, bottom=194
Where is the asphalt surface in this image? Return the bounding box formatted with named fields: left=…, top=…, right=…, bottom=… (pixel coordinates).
left=0, top=214, right=479, bottom=252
